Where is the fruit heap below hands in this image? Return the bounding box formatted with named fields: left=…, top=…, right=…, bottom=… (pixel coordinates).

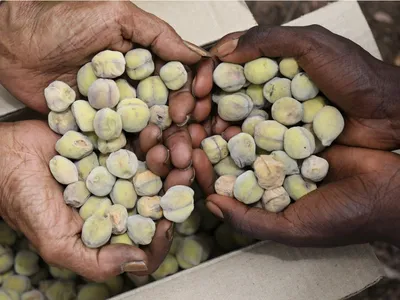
left=207, top=58, right=344, bottom=212
left=45, top=49, right=195, bottom=249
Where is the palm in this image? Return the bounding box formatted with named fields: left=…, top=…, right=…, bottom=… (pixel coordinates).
left=2, top=121, right=83, bottom=252
left=1, top=121, right=173, bottom=281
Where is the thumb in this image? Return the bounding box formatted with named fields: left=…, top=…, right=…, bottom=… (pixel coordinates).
left=119, top=3, right=201, bottom=65
left=41, top=218, right=173, bottom=282
left=206, top=178, right=372, bottom=248
left=211, top=25, right=333, bottom=67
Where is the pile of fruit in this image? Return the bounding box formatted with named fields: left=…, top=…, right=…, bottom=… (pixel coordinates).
left=0, top=46, right=344, bottom=299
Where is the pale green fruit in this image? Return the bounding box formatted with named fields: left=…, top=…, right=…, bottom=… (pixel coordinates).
left=270, top=150, right=299, bottom=175
left=218, top=92, right=253, bottom=121
left=284, top=175, right=317, bottom=201
left=14, top=250, right=39, bottom=276
left=214, top=156, right=245, bottom=177
left=77, top=62, right=98, bottom=97
left=253, top=155, right=285, bottom=190
left=137, top=196, right=163, bottom=220
left=106, top=204, right=128, bottom=234
left=77, top=283, right=110, bottom=300
left=106, top=149, right=138, bottom=179
left=284, top=127, right=315, bottom=159
left=71, top=100, right=97, bottom=132
left=279, top=58, right=300, bottom=79
left=116, top=79, right=136, bottom=101
left=97, top=133, right=127, bottom=154
left=132, top=170, right=162, bottom=197
left=302, top=96, right=326, bottom=123
left=246, top=84, right=266, bottom=108
left=160, top=185, right=194, bottom=223
left=93, top=108, right=122, bottom=141
left=125, top=48, right=155, bottom=80
left=233, top=170, right=264, bottom=204
left=55, top=131, right=93, bottom=159
left=244, top=58, right=278, bottom=84
left=227, top=133, right=256, bottom=168
left=136, top=76, right=168, bottom=108
left=49, top=155, right=79, bottom=185
left=48, top=109, right=78, bottom=135
left=151, top=254, right=179, bottom=280
left=126, top=215, right=156, bottom=245
left=117, top=98, right=150, bottom=133
left=110, top=179, right=137, bottom=209
left=86, top=166, right=116, bottom=197
left=271, top=97, right=303, bottom=126
left=291, top=72, right=319, bottom=101
left=261, top=187, right=290, bottom=213
left=254, top=120, right=287, bottom=152
left=79, top=196, right=112, bottom=221
left=160, top=61, right=188, bottom=90
left=313, top=105, right=345, bottom=146
left=91, top=50, right=125, bottom=78
left=213, top=62, right=246, bottom=92
left=88, top=79, right=120, bottom=109
left=81, top=214, right=112, bottom=248
left=214, top=175, right=236, bottom=198
left=301, top=155, right=329, bottom=182
left=201, top=135, right=229, bottom=164
left=175, top=210, right=201, bottom=236
left=263, top=77, right=292, bottom=104
left=74, top=152, right=99, bottom=181
left=49, top=266, right=76, bottom=280
left=44, top=81, right=76, bottom=112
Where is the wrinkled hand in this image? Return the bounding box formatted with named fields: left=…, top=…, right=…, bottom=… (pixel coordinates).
left=192, top=25, right=400, bottom=248
left=0, top=121, right=173, bottom=281
left=0, top=1, right=200, bottom=113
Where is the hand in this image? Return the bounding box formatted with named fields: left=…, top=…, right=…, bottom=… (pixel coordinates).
left=0, top=1, right=202, bottom=196
left=192, top=25, right=400, bottom=248
left=0, top=120, right=173, bottom=281
left=0, top=1, right=201, bottom=114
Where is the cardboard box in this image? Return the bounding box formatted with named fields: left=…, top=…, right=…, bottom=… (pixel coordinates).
left=0, top=1, right=385, bottom=299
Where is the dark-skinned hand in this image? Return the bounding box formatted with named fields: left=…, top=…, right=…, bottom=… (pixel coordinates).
left=190, top=25, right=400, bottom=248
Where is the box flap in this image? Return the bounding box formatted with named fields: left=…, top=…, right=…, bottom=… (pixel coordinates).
left=113, top=242, right=383, bottom=300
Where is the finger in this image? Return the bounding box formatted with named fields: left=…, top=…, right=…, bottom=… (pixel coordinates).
left=168, top=68, right=195, bottom=125
left=212, top=26, right=314, bottom=62
left=191, top=94, right=212, bottom=123
left=139, top=124, right=162, bottom=154
left=120, top=3, right=201, bottom=64
left=153, top=57, right=166, bottom=75
left=221, top=126, right=241, bottom=141
left=163, top=125, right=192, bottom=169
left=164, top=168, right=195, bottom=190
left=193, top=58, right=215, bottom=98
left=211, top=116, right=230, bottom=135
left=192, top=149, right=215, bottom=195
left=188, top=124, right=208, bottom=148
left=133, top=219, right=173, bottom=275
left=337, top=117, right=400, bottom=150
left=319, top=144, right=400, bottom=183
left=145, top=144, right=172, bottom=178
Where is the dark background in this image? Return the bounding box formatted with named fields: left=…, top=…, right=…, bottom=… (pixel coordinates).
left=246, top=1, right=400, bottom=299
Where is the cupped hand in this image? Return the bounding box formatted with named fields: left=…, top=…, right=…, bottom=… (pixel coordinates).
left=0, top=1, right=201, bottom=114
left=191, top=25, right=400, bottom=248
left=0, top=120, right=173, bottom=281
left=194, top=25, right=400, bottom=150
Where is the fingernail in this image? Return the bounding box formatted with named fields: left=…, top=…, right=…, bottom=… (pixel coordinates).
left=177, top=115, right=190, bottom=127
left=122, top=261, right=148, bottom=273
left=164, top=149, right=170, bottom=164
left=190, top=168, right=196, bottom=184
left=184, top=40, right=212, bottom=58
left=182, top=160, right=192, bottom=171
left=166, top=223, right=174, bottom=241
left=205, top=200, right=224, bottom=219
left=191, top=77, right=197, bottom=98
left=216, top=38, right=239, bottom=57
